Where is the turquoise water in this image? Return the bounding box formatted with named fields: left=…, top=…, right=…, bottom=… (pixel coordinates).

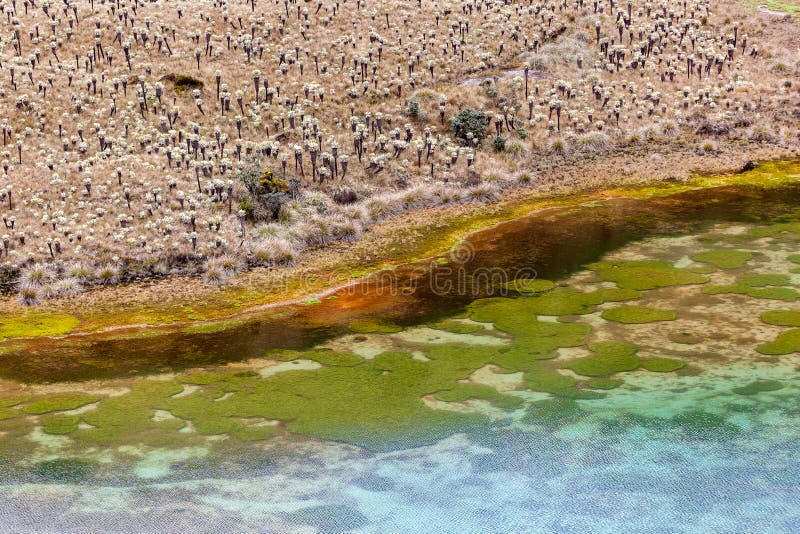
left=2, top=361, right=799, bottom=531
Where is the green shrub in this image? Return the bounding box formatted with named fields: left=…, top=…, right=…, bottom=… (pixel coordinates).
left=239, top=161, right=299, bottom=220
left=492, top=135, right=507, bottom=152
left=450, top=109, right=488, bottom=145
left=405, top=99, right=426, bottom=120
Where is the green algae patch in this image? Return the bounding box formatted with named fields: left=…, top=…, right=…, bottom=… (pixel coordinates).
left=348, top=319, right=403, bottom=333
left=0, top=407, right=19, bottom=420
left=525, top=398, right=587, bottom=426
left=585, top=377, right=623, bottom=390
left=732, top=380, right=784, bottom=396
left=641, top=357, right=686, bottom=372
left=147, top=333, right=596, bottom=448
left=162, top=351, right=490, bottom=451
left=524, top=364, right=594, bottom=398
left=41, top=414, right=81, bottom=435
left=75, top=380, right=185, bottom=444
left=565, top=341, right=640, bottom=377
left=687, top=266, right=717, bottom=274
left=703, top=284, right=800, bottom=301
left=757, top=329, right=800, bottom=355
left=740, top=221, right=800, bottom=242
left=434, top=384, right=523, bottom=410
left=31, top=458, right=95, bottom=482
left=467, top=307, right=590, bottom=358
left=747, top=287, right=799, bottom=301
left=789, top=254, right=800, bottom=264
left=503, top=279, right=556, bottom=294
left=22, top=393, right=100, bottom=415
left=586, top=260, right=708, bottom=291
left=601, top=306, right=677, bottom=324
left=690, top=249, right=753, bottom=269
left=429, top=320, right=486, bottom=335
left=0, top=394, right=30, bottom=407
left=740, top=274, right=791, bottom=287
left=469, top=287, right=641, bottom=322
left=180, top=371, right=243, bottom=385
left=707, top=283, right=751, bottom=295
left=232, top=425, right=278, bottom=442
left=287, top=504, right=369, bottom=533
left=761, top=310, right=800, bottom=327
left=0, top=312, right=79, bottom=340
left=667, top=410, right=741, bottom=441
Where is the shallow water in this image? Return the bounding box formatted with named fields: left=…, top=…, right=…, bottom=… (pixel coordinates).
left=3, top=179, right=800, bottom=530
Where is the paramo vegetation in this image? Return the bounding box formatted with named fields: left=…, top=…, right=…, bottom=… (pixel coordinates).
left=0, top=0, right=797, bottom=303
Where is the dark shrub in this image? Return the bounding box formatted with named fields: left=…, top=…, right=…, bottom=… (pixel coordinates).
left=239, top=161, right=299, bottom=220
left=450, top=109, right=488, bottom=145
left=333, top=187, right=358, bottom=204
left=492, top=135, right=507, bottom=152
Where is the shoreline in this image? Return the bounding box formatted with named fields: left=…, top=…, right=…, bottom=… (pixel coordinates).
left=3, top=143, right=800, bottom=343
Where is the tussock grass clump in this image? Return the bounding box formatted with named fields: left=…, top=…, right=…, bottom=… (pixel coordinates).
left=95, top=265, right=121, bottom=285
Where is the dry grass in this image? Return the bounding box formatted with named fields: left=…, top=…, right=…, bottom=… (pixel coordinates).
left=0, top=0, right=796, bottom=304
